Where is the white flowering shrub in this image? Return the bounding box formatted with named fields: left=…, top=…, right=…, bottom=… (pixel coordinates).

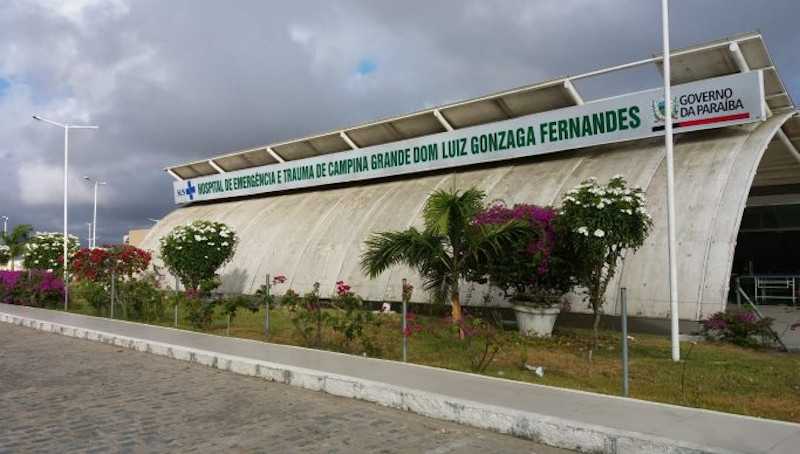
left=23, top=232, right=80, bottom=272
left=159, top=220, right=238, bottom=290
left=0, top=244, right=10, bottom=265
left=559, top=176, right=652, bottom=347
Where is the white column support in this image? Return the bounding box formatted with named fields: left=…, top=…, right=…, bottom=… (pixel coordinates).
left=339, top=131, right=359, bottom=150
left=563, top=80, right=584, bottom=105
left=433, top=109, right=453, bottom=131
left=166, top=169, right=183, bottom=181
left=777, top=130, right=800, bottom=164
left=266, top=147, right=285, bottom=163
left=208, top=159, right=226, bottom=174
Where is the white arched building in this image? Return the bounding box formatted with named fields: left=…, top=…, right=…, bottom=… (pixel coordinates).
left=141, top=33, right=800, bottom=322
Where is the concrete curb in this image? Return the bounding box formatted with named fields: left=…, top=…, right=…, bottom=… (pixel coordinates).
left=0, top=312, right=738, bottom=454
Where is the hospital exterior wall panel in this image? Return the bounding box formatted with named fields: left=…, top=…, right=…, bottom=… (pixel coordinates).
left=139, top=115, right=793, bottom=320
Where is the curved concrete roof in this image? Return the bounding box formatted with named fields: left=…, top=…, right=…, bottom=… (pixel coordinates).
left=139, top=112, right=796, bottom=321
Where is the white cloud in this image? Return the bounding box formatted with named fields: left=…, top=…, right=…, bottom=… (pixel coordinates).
left=16, top=162, right=96, bottom=206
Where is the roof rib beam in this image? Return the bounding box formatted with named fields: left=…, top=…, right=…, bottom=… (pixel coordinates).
left=728, top=41, right=773, bottom=118
left=266, top=147, right=285, bottom=163
left=208, top=159, right=226, bottom=174
left=726, top=41, right=798, bottom=166
left=384, top=122, right=405, bottom=140
left=495, top=98, right=515, bottom=118
left=340, top=131, right=359, bottom=149
left=167, top=169, right=183, bottom=181
left=433, top=109, right=453, bottom=131
left=563, top=80, right=584, bottom=105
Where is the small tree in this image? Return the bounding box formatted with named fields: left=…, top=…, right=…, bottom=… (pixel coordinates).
left=558, top=176, right=652, bottom=355
left=361, top=188, right=529, bottom=332
left=72, top=245, right=152, bottom=283
left=1, top=224, right=33, bottom=271
left=159, top=220, right=238, bottom=291
left=71, top=244, right=152, bottom=316
left=23, top=232, right=80, bottom=273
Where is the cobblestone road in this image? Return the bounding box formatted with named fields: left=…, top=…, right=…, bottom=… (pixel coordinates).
left=0, top=323, right=570, bottom=453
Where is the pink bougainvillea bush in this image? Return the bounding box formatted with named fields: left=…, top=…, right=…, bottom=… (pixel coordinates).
left=0, top=270, right=64, bottom=307
left=701, top=311, right=774, bottom=348
left=472, top=202, right=572, bottom=306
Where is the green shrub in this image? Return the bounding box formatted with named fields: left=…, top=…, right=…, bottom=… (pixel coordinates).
left=73, top=280, right=109, bottom=315
left=116, top=273, right=166, bottom=322
left=282, top=284, right=325, bottom=346
left=182, top=291, right=216, bottom=330
left=221, top=294, right=259, bottom=325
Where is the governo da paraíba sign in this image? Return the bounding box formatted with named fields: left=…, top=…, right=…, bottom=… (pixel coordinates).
left=174, top=71, right=765, bottom=204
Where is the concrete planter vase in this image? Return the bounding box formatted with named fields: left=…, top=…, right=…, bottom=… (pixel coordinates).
left=513, top=304, right=561, bottom=337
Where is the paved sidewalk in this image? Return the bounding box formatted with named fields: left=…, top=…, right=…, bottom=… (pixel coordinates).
left=0, top=322, right=566, bottom=453
left=2, top=303, right=799, bottom=453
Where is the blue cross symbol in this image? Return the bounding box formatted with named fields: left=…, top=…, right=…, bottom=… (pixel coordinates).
left=185, top=181, right=196, bottom=200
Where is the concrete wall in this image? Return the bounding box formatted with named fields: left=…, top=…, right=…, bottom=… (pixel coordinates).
left=139, top=113, right=793, bottom=320
left=126, top=229, right=151, bottom=248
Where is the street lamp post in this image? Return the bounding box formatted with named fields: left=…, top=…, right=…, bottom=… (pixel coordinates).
left=661, top=0, right=681, bottom=362
left=85, top=222, right=93, bottom=248
left=84, top=176, right=107, bottom=248
left=1, top=216, right=8, bottom=234
left=32, top=115, right=98, bottom=311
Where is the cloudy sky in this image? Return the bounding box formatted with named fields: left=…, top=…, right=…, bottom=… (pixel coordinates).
left=1, top=0, right=798, bottom=245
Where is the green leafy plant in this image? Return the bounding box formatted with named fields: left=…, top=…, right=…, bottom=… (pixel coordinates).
left=282, top=283, right=326, bottom=346
left=182, top=290, right=216, bottom=330
left=116, top=272, right=166, bottom=322
left=430, top=312, right=513, bottom=372
left=1, top=224, right=33, bottom=271
left=72, top=280, right=109, bottom=314
left=558, top=176, right=652, bottom=355
left=23, top=232, right=79, bottom=272
left=159, top=220, right=238, bottom=290
left=361, top=188, right=529, bottom=332
left=222, top=294, right=259, bottom=328
left=328, top=280, right=381, bottom=356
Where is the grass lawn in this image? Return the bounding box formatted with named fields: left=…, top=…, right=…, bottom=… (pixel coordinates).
left=65, top=299, right=800, bottom=423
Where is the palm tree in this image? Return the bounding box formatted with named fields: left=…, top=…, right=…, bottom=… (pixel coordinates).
left=1, top=224, right=33, bottom=271
left=361, top=188, right=528, bottom=328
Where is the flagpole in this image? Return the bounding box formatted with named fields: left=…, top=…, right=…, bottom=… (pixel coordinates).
left=662, top=0, right=680, bottom=362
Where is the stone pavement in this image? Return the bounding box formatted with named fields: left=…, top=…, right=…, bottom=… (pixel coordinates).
left=0, top=322, right=567, bottom=453
left=3, top=303, right=800, bottom=453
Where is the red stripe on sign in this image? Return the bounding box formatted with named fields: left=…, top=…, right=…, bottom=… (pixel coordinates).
left=677, top=112, right=750, bottom=128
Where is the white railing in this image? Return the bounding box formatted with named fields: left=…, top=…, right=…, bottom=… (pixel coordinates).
left=737, top=275, right=799, bottom=305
